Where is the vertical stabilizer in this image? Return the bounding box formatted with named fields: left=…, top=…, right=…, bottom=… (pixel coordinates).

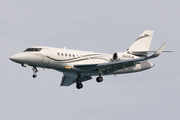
left=127, top=30, right=154, bottom=53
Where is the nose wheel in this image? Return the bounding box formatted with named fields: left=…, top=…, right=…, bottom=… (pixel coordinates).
left=32, top=66, right=38, bottom=78
left=33, top=74, right=37, bottom=78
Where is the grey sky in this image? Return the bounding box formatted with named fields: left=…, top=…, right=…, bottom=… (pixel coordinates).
left=0, top=0, right=179, bottom=120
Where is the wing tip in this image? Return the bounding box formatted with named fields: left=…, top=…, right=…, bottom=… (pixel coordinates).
left=151, top=42, right=167, bottom=57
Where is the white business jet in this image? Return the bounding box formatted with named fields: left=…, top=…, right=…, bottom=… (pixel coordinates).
left=10, top=30, right=167, bottom=89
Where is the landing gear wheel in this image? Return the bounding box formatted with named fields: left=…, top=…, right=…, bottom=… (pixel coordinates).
left=32, top=74, right=37, bottom=78
left=96, top=76, right=103, bottom=83
left=76, top=83, right=83, bottom=89
left=32, top=66, right=38, bottom=78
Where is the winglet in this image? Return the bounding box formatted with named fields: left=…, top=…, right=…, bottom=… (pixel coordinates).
left=150, top=42, right=167, bottom=58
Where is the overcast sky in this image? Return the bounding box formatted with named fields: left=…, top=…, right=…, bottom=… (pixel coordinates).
left=0, top=0, right=179, bottom=120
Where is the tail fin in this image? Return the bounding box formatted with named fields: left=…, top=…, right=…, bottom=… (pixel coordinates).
left=127, top=30, right=154, bottom=54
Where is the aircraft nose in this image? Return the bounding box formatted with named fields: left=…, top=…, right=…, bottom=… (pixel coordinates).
left=9, top=54, right=24, bottom=63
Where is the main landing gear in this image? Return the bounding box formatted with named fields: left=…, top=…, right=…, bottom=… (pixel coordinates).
left=76, top=83, right=83, bottom=89
left=76, top=75, right=83, bottom=89
left=75, top=74, right=104, bottom=89
left=32, top=66, right=38, bottom=78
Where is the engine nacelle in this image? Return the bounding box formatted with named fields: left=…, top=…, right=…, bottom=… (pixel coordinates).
left=112, top=52, right=137, bottom=61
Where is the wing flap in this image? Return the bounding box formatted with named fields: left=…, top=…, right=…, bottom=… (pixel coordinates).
left=60, top=73, right=77, bottom=86
left=60, top=72, right=92, bottom=86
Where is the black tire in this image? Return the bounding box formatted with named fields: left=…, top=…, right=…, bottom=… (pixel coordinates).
left=76, top=83, right=83, bottom=89
left=33, top=74, right=37, bottom=78
left=96, top=76, right=103, bottom=83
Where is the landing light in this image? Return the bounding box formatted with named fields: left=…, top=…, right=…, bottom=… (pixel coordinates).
left=65, top=66, right=71, bottom=69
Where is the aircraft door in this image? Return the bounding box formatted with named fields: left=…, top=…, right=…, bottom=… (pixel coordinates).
left=42, top=48, right=50, bottom=64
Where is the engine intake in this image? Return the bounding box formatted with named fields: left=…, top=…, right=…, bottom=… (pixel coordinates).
left=113, top=52, right=118, bottom=61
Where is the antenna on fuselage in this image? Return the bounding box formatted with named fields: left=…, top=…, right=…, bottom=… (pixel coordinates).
left=64, top=46, right=67, bottom=49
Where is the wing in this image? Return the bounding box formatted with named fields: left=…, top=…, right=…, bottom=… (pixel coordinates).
left=60, top=72, right=92, bottom=86
left=74, top=43, right=166, bottom=74
left=74, top=64, right=98, bottom=71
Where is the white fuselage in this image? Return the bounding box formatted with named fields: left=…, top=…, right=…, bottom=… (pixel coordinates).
left=9, top=30, right=166, bottom=89
left=10, top=46, right=154, bottom=76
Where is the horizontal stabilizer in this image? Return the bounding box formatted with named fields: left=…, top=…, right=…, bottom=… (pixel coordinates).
left=130, top=50, right=172, bottom=56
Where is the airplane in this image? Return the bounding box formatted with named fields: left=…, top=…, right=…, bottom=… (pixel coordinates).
left=10, top=30, right=167, bottom=89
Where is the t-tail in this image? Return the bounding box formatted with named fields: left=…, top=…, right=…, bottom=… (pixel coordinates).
left=126, top=30, right=154, bottom=56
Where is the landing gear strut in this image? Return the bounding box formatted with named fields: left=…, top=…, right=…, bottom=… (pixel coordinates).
left=76, top=75, right=83, bottom=89
left=32, top=66, right=38, bottom=78
left=96, top=74, right=103, bottom=83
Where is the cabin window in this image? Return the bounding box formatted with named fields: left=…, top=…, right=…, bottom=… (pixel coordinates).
left=57, top=52, right=60, bottom=56
left=65, top=53, right=67, bottom=56
left=73, top=54, right=75, bottom=57
left=69, top=54, right=71, bottom=57
left=61, top=53, right=63, bottom=56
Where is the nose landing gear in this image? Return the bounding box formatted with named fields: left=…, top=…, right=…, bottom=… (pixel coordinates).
left=33, top=74, right=37, bottom=78
left=32, top=66, right=38, bottom=78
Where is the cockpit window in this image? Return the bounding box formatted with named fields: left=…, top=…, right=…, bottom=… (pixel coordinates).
left=24, top=48, right=42, bottom=52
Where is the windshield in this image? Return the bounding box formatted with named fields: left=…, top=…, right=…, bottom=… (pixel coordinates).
left=24, top=48, right=42, bottom=52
